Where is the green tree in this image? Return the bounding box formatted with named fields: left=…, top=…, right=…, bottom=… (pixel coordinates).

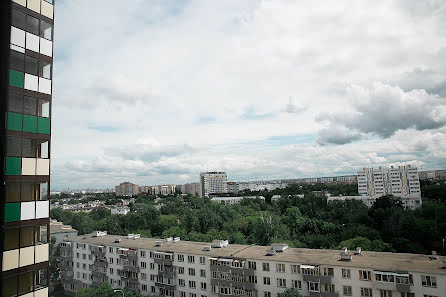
left=280, top=288, right=303, bottom=297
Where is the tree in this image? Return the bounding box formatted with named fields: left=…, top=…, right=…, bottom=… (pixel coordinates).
left=336, top=236, right=394, bottom=252
left=280, top=288, right=303, bottom=297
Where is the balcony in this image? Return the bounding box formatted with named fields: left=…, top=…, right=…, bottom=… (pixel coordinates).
left=303, top=274, right=333, bottom=284
left=158, top=269, right=176, bottom=279
left=210, top=264, right=255, bottom=276
left=154, top=282, right=176, bottom=291
left=374, top=282, right=396, bottom=291
left=396, top=283, right=412, bottom=293
left=122, top=265, right=140, bottom=273
left=154, top=258, right=173, bottom=266
left=210, top=278, right=256, bottom=291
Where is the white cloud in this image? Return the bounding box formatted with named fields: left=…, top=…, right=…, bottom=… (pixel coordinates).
left=50, top=0, right=446, bottom=188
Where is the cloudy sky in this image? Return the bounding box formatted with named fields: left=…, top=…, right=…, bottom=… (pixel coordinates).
left=51, top=0, right=446, bottom=189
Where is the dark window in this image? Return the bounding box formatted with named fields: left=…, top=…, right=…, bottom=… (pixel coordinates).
left=40, top=60, right=51, bottom=79
left=20, top=226, right=35, bottom=247
left=26, top=15, right=39, bottom=35
left=18, top=271, right=34, bottom=295
left=25, top=56, right=38, bottom=75
left=10, top=50, right=24, bottom=71
left=38, top=140, right=49, bottom=158
left=23, top=96, right=37, bottom=115
left=39, top=182, right=49, bottom=201
left=4, top=228, right=20, bottom=250
left=36, top=224, right=48, bottom=244
left=21, top=183, right=36, bottom=202
left=22, top=138, right=37, bottom=157
left=40, top=21, right=53, bottom=40
left=12, top=9, right=26, bottom=30
left=8, top=92, right=23, bottom=113
left=5, top=182, right=21, bottom=202
left=7, top=136, right=22, bottom=157
left=2, top=275, right=18, bottom=297
left=36, top=267, right=48, bottom=289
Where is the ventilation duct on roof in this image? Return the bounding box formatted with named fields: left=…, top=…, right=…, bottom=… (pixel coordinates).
left=202, top=245, right=212, bottom=251
left=266, top=249, right=276, bottom=256
left=155, top=241, right=162, bottom=247
left=429, top=251, right=438, bottom=260
left=355, top=247, right=362, bottom=255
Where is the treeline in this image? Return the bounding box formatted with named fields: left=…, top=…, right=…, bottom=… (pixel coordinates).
left=51, top=189, right=446, bottom=255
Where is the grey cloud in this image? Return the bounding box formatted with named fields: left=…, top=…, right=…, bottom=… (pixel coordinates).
left=319, top=83, right=446, bottom=138
left=317, top=128, right=362, bottom=145
left=392, top=68, right=446, bottom=97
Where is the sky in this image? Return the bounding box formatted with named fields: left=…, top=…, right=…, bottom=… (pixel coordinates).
left=51, top=0, right=446, bottom=189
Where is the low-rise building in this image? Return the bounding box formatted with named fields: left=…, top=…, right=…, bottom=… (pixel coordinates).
left=211, top=196, right=265, bottom=205
left=60, top=233, right=446, bottom=297
left=47, top=220, right=79, bottom=245
left=111, top=207, right=131, bottom=216
left=327, top=195, right=422, bottom=209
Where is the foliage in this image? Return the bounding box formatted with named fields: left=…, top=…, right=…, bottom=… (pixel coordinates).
left=280, top=288, right=303, bottom=297
left=51, top=183, right=446, bottom=255
left=76, top=283, right=148, bottom=297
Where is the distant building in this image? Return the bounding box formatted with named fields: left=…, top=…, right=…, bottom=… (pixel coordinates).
left=357, top=165, right=421, bottom=198
left=48, top=220, right=78, bottom=245
left=181, top=182, right=202, bottom=197
left=140, top=186, right=151, bottom=194
left=227, top=182, right=239, bottom=194
left=200, top=172, right=228, bottom=197
left=211, top=196, right=265, bottom=205
left=419, top=169, right=446, bottom=180
left=328, top=195, right=422, bottom=210
left=238, top=181, right=288, bottom=192
left=110, top=206, right=131, bottom=216
left=149, top=184, right=175, bottom=196
left=115, top=182, right=140, bottom=196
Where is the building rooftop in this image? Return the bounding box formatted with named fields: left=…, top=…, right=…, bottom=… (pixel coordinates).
left=50, top=224, right=78, bottom=234
left=66, top=234, right=446, bottom=275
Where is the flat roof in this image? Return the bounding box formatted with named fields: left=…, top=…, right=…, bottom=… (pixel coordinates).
left=66, top=234, right=446, bottom=275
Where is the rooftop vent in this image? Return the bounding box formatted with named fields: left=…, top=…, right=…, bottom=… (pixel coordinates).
left=212, top=240, right=229, bottom=248
left=127, top=234, right=140, bottom=240
left=166, top=237, right=173, bottom=242
left=173, top=237, right=181, bottom=242
left=266, top=249, right=276, bottom=256
left=271, top=244, right=288, bottom=252
left=355, top=247, right=362, bottom=255
left=155, top=241, right=163, bottom=247
left=114, top=237, right=121, bottom=243
left=202, top=245, right=212, bottom=251
left=93, top=231, right=107, bottom=237
left=340, top=247, right=352, bottom=261
left=429, top=251, right=438, bottom=260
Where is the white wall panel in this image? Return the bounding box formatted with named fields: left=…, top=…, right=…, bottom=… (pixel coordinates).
left=11, top=27, right=25, bottom=48
left=36, top=201, right=49, bottom=219
left=35, top=243, right=49, bottom=263
left=22, top=158, right=36, bottom=175
left=36, top=158, right=50, bottom=175
left=11, top=44, right=25, bottom=53
left=19, top=246, right=35, bottom=267
left=26, top=32, right=40, bottom=52
left=2, top=249, right=19, bottom=271
left=40, top=38, right=52, bottom=57
left=20, top=293, right=33, bottom=297
left=38, top=78, right=52, bottom=95
left=35, top=287, right=49, bottom=297
left=21, top=201, right=35, bottom=221
left=24, top=74, right=38, bottom=91
left=27, top=0, right=41, bottom=13
left=13, top=0, right=26, bottom=7
left=41, top=1, right=54, bottom=19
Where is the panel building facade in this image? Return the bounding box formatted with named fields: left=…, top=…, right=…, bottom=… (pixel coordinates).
left=200, top=172, right=228, bottom=198
left=60, top=234, right=445, bottom=297
left=1, top=0, right=54, bottom=297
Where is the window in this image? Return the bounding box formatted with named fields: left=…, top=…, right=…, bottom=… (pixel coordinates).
left=189, top=280, right=196, bottom=289
left=220, top=287, right=231, bottom=295
left=3, top=228, right=19, bottom=250
left=200, top=282, right=207, bottom=291
left=23, top=96, right=37, bottom=115
left=20, top=226, right=34, bottom=247
left=8, top=93, right=22, bottom=113
left=308, top=282, right=319, bottom=292
left=342, top=269, right=351, bottom=278
left=25, top=56, right=38, bottom=76
left=200, top=269, right=206, bottom=277
left=10, top=50, right=24, bottom=71
left=380, top=290, right=393, bottom=297
left=200, top=256, right=206, bottom=264
left=188, top=255, right=195, bottom=263
left=150, top=263, right=155, bottom=270
left=141, top=262, right=146, bottom=269
left=178, top=267, right=184, bottom=274
left=248, top=276, right=257, bottom=284
left=190, top=294, right=196, bottom=297
left=12, top=8, right=26, bottom=30
left=180, top=292, right=186, bottom=297
left=324, top=284, right=335, bottom=293
left=343, top=286, right=352, bottom=296
left=178, top=254, right=184, bottom=262
left=292, top=280, right=301, bottom=289
left=40, top=21, right=53, bottom=40
left=26, top=15, right=39, bottom=35
left=189, top=268, right=196, bottom=276
left=263, top=277, right=270, bottom=285
left=38, top=99, right=50, bottom=118
left=141, top=284, right=147, bottom=291
left=421, top=275, right=437, bottom=287
left=264, top=292, right=271, bottom=297
left=277, top=278, right=286, bottom=288
left=179, top=279, right=185, bottom=287
left=361, top=288, right=373, bottom=297
left=263, top=263, right=270, bottom=271
left=276, top=263, right=285, bottom=273
left=359, top=270, right=371, bottom=281
left=323, top=267, right=334, bottom=276
left=7, top=136, right=21, bottom=157
left=423, top=295, right=438, bottom=297
left=109, top=257, right=113, bottom=264
left=291, top=264, right=300, bottom=273
left=248, top=261, right=256, bottom=269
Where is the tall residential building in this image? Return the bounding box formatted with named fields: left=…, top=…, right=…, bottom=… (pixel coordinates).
left=60, top=233, right=446, bottom=297
left=357, top=165, right=421, bottom=198
left=115, top=182, right=140, bottom=197
left=180, top=182, right=202, bottom=197
left=1, top=1, right=54, bottom=297
left=200, top=172, right=227, bottom=197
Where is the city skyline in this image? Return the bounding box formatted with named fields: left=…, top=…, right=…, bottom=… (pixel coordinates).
left=51, top=0, right=446, bottom=189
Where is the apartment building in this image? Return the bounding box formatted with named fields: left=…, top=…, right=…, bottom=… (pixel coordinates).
left=357, top=165, right=421, bottom=198
left=115, top=182, right=140, bottom=196
left=181, top=183, right=202, bottom=197
left=1, top=0, right=54, bottom=297
left=60, top=233, right=446, bottom=297
left=200, top=172, right=228, bottom=197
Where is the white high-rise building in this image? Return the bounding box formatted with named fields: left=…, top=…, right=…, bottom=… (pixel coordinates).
left=200, top=172, right=228, bottom=197
left=357, top=165, right=421, bottom=198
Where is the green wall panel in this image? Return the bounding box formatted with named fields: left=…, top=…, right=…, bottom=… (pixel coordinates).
left=37, top=117, right=51, bottom=134
left=4, top=203, right=21, bottom=222
left=5, top=157, right=21, bottom=175
left=9, top=69, right=24, bottom=88
left=7, top=112, right=23, bottom=131
left=23, top=115, right=37, bottom=133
